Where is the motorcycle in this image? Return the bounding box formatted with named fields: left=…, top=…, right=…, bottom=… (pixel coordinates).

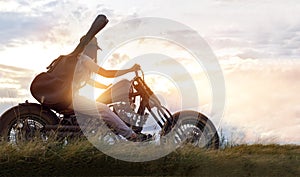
left=0, top=69, right=219, bottom=149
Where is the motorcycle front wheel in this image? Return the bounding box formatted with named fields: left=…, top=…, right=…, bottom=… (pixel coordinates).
left=162, top=110, right=219, bottom=149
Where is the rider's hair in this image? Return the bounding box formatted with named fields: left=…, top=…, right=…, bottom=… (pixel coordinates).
left=81, top=36, right=99, bottom=63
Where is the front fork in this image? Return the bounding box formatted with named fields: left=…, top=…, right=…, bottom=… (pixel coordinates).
left=132, top=76, right=173, bottom=131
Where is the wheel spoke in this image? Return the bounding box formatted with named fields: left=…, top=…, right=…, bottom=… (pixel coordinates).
left=163, top=113, right=219, bottom=149
left=8, top=116, right=46, bottom=144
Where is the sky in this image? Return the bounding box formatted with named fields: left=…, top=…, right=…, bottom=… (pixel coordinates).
left=0, top=0, right=299, bottom=144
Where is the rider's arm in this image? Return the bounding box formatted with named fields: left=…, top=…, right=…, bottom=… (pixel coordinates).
left=86, top=79, right=111, bottom=89
left=83, top=57, right=140, bottom=78
left=96, top=67, right=138, bottom=78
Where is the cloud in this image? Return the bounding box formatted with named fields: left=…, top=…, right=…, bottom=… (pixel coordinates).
left=220, top=59, right=300, bottom=144
left=208, top=24, right=300, bottom=60
left=0, top=88, right=19, bottom=98
left=106, top=53, right=130, bottom=68
left=0, top=64, right=35, bottom=114
left=236, top=48, right=271, bottom=59
left=0, top=0, right=73, bottom=46
left=0, top=12, right=49, bottom=48
left=0, top=1, right=82, bottom=47
left=190, top=1, right=300, bottom=60
left=0, top=0, right=299, bottom=145
left=2, top=1, right=298, bottom=61
left=0, top=0, right=141, bottom=52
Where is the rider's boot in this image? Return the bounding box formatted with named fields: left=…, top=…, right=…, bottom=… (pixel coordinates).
left=128, top=132, right=153, bottom=142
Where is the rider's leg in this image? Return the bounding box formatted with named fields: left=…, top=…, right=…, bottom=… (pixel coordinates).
left=96, top=102, right=135, bottom=139
left=71, top=95, right=136, bottom=139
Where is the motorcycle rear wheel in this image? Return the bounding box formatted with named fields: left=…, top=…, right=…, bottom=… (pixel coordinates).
left=0, top=103, right=59, bottom=144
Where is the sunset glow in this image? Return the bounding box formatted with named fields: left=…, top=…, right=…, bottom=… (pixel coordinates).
left=0, top=0, right=299, bottom=145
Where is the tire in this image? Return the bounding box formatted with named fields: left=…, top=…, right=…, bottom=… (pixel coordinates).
left=0, top=102, right=59, bottom=143
left=162, top=110, right=219, bottom=149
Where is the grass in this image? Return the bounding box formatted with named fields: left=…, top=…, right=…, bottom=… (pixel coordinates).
left=0, top=140, right=299, bottom=176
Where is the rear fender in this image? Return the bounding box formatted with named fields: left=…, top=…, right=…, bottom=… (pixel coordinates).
left=0, top=101, right=59, bottom=125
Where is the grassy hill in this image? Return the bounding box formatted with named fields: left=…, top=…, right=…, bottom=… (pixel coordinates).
left=0, top=141, right=299, bottom=176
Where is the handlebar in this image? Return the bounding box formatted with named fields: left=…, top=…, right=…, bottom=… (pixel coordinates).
left=134, top=69, right=144, bottom=80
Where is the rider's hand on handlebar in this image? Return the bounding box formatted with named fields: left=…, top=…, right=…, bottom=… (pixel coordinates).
left=131, top=64, right=141, bottom=72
